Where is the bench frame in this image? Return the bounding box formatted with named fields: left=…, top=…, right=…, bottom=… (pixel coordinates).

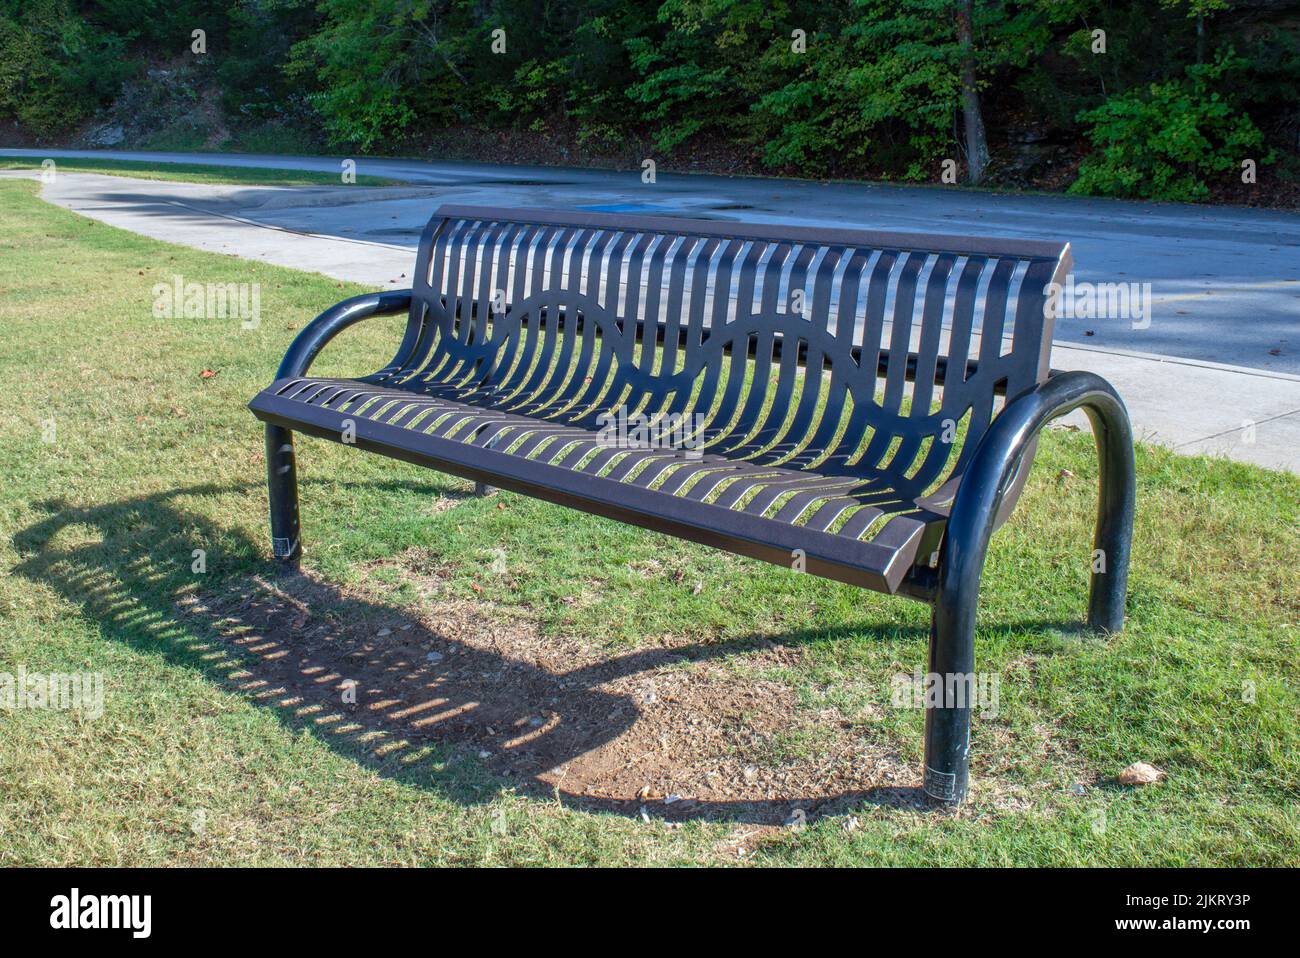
left=255, top=215, right=1135, bottom=807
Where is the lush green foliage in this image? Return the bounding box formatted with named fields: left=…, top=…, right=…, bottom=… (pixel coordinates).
left=0, top=0, right=130, bottom=135
left=2, top=1, right=1297, bottom=200
left=1070, top=55, right=1270, bottom=201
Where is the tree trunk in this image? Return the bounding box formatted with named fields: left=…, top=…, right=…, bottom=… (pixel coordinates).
left=956, top=0, right=989, bottom=185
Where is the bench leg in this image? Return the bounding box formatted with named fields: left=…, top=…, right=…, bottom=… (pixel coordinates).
left=473, top=481, right=496, bottom=497
left=923, top=589, right=976, bottom=806
left=1083, top=402, right=1136, bottom=635
left=922, top=398, right=1135, bottom=806
left=265, top=423, right=301, bottom=566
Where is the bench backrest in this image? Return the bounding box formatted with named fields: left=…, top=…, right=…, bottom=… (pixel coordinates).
left=380, top=205, right=1071, bottom=501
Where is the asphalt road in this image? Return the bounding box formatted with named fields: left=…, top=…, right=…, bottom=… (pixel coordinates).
left=5, top=147, right=1298, bottom=375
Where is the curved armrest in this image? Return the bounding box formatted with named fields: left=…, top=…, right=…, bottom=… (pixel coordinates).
left=922, top=370, right=1135, bottom=804
left=940, top=370, right=1136, bottom=633
left=276, top=289, right=414, bottom=380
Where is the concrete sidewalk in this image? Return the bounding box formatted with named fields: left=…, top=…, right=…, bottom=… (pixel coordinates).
left=7, top=168, right=1297, bottom=473
left=1049, top=345, right=1298, bottom=469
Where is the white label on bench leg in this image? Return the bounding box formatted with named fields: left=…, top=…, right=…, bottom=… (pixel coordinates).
left=923, top=766, right=957, bottom=801
left=272, top=537, right=298, bottom=559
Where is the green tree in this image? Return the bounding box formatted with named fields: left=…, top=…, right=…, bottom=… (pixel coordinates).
left=0, top=0, right=131, bottom=136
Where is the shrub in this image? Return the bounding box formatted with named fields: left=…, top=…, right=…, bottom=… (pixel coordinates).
left=0, top=0, right=130, bottom=136
left=1070, top=55, right=1270, bottom=201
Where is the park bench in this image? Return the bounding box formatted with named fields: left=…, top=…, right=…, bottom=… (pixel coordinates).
left=248, top=205, right=1135, bottom=805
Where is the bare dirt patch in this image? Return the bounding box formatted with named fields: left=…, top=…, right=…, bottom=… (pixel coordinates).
left=179, top=564, right=929, bottom=826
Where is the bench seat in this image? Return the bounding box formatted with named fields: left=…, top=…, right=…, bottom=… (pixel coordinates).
left=251, top=375, right=942, bottom=593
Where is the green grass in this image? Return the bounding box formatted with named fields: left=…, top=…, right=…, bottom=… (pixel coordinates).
left=0, top=178, right=1296, bottom=866
left=0, top=156, right=396, bottom=187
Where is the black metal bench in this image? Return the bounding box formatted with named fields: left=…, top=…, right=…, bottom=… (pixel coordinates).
left=249, top=205, right=1135, bottom=805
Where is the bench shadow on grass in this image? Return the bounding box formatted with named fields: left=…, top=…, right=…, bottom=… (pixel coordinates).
left=13, top=482, right=1045, bottom=826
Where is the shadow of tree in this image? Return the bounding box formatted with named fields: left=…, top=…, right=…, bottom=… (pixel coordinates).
left=12, top=483, right=967, bottom=825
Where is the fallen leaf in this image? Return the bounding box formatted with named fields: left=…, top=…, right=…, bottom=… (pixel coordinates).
left=1117, top=761, right=1166, bottom=786
left=199, top=368, right=218, bottom=379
